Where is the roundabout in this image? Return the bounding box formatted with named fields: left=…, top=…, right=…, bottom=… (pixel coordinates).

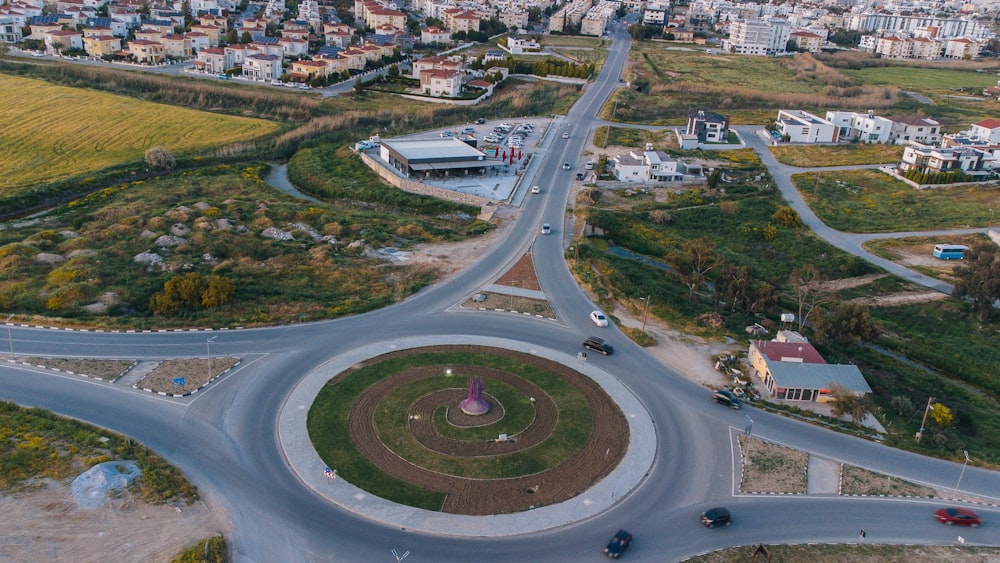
left=278, top=336, right=657, bottom=536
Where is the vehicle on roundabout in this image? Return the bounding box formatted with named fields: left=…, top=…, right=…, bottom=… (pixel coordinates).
left=712, top=389, right=742, bottom=410
left=590, top=310, right=609, bottom=327
left=935, top=507, right=980, bottom=527
left=701, top=507, right=732, bottom=528
left=583, top=337, right=613, bottom=355
left=604, top=529, right=632, bottom=558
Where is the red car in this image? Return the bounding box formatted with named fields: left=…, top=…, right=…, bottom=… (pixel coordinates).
left=935, top=507, right=981, bottom=527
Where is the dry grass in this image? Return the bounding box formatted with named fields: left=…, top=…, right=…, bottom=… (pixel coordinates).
left=462, top=292, right=555, bottom=318
left=137, top=357, right=240, bottom=393
left=840, top=464, right=936, bottom=497
left=3, top=356, right=135, bottom=380
left=739, top=435, right=808, bottom=494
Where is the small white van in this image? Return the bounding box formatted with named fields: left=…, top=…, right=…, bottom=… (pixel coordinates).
left=585, top=161, right=595, bottom=170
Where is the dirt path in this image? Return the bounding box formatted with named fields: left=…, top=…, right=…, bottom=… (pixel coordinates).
left=0, top=485, right=227, bottom=562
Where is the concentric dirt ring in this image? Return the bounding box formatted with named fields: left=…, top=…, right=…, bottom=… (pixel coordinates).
left=341, top=345, right=629, bottom=515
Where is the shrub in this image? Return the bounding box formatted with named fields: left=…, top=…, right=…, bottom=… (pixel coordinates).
left=145, top=147, right=176, bottom=171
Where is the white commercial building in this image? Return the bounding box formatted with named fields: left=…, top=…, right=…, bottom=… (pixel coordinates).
left=723, top=18, right=790, bottom=56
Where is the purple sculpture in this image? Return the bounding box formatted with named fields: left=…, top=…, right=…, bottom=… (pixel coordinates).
left=459, top=376, right=490, bottom=416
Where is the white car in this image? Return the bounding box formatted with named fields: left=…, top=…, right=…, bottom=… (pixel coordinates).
left=562, top=132, right=570, bottom=139
left=530, top=185, right=541, bottom=194
left=590, top=310, right=609, bottom=327
left=562, top=162, right=571, bottom=170
left=541, top=223, right=551, bottom=235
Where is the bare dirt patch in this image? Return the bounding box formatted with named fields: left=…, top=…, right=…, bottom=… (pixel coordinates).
left=137, top=357, right=241, bottom=394
left=738, top=435, right=808, bottom=494
left=840, top=464, right=936, bottom=497
left=0, top=484, right=225, bottom=562
left=494, top=252, right=542, bottom=290
left=3, top=357, right=135, bottom=380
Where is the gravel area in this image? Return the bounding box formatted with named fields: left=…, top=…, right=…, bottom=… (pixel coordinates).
left=136, top=357, right=240, bottom=393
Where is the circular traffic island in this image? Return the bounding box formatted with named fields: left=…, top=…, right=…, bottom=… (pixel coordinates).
left=307, top=345, right=629, bottom=515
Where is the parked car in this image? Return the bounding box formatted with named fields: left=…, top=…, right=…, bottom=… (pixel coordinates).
left=576, top=173, right=585, bottom=181
left=440, top=131, right=454, bottom=138
left=217, top=73, right=230, bottom=80
left=530, top=185, right=541, bottom=194
left=563, top=162, right=571, bottom=170
left=935, top=507, right=981, bottom=527
left=541, top=223, right=551, bottom=235
left=604, top=529, right=632, bottom=558
left=585, top=161, right=595, bottom=170
left=583, top=337, right=613, bottom=355
left=590, top=310, right=609, bottom=327
left=475, top=118, right=485, bottom=124
left=701, top=507, right=732, bottom=528
left=712, top=389, right=742, bottom=410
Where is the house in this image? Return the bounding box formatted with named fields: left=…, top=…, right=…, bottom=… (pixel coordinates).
left=161, top=35, right=192, bottom=58
left=134, top=28, right=165, bottom=42
left=789, top=30, right=823, bottom=52
left=898, top=143, right=990, bottom=178
left=613, top=150, right=701, bottom=183
left=748, top=338, right=871, bottom=402
left=225, top=43, right=258, bottom=65
left=194, top=46, right=233, bottom=74
left=242, top=53, right=283, bottom=81
left=420, top=68, right=462, bottom=97
left=411, top=55, right=461, bottom=79
left=278, top=36, right=309, bottom=58
left=775, top=109, right=838, bottom=143
left=0, top=16, right=23, bottom=43
left=686, top=110, right=730, bottom=143
left=184, top=31, right=211, bottom=52
left=969, top=118, right=1000, bottom=144
left=443, top=8, right=479, bottom=34
left=128, top=39, right=165, bottom=64
left=82, top=34, right=121, bottom=57
left=44, top=29, right=83, bottom=53
left=825, top=110, right=892, bottom=144
left=467, top=78, right=494, bottom=98
left=888, top=115, right=941, bottom=145
left=289, top=59, right=330, bottom=82
left=190, top=24, right=221, bottom=46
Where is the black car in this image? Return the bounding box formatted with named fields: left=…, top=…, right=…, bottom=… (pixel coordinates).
left=576, top=172, right=585, bottom=180
left=583, top=337, right=613, bottom=355
left=701, top=507, right=732, bottom=528
left=604, top=529, right=632, bottom=558
left=475, top=117, right=485, bottom=124
left=712, top=389, right=742, bottom=410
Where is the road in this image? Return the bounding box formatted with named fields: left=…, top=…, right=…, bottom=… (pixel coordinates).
left=3, top=26, right=1000, bottom=563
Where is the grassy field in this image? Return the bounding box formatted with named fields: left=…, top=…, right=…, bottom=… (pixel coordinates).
left=0, top=74, right=280, bottom=191
left=307, top=349, right=593, bottom=509
left=838, top=66, right=1000, bottom=91
left=862, top=234, right=990, bottom=282
left=793, top=169, right=999, bottom=232
left=770, top=144, right=905, bottom=167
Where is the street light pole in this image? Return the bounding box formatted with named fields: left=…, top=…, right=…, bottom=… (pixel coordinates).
left=640, top=295, right=650, bottom=332
left=5, top=314, right=13, bottom=355
left=954, top=450, right=971, bottom=495
left=206, top=336, right=217, bottom=381
left=916, top=396, right=934, bottom=443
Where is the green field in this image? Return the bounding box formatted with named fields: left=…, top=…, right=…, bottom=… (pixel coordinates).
left=839, top=66, right=1000, bottom=91
left=794, top=169, right=999, bottom=232
left=0, top=74, right=280, bottom=190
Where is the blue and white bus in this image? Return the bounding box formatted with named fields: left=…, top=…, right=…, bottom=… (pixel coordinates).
left=932, top=244, right=968, bottom=260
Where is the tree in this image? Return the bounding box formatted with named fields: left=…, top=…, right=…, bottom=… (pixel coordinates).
left=930, top=403, right=953, bottom=427
left=829, top=384, right=868, bottom=423
left=226, top=29, right=237, bottom=45
left=789, top=264, right=827, bottom=332
left=811, top=302, right=879, bottom=345
left=673, top=237, right=724, bottom=298
left=715, top=264, right=750, bottom=312
left=144, top=146, right=176, bottom=171
left=952, top=241, right=1000, bottom=322
left=240, top=30, right=252, bottom=44
left=387, top=63, right=399, bottom=77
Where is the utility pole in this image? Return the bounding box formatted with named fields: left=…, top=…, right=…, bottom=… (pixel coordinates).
left=916, top=396, right=934, bottom=443
left=640, top=295, right=651, bottom=332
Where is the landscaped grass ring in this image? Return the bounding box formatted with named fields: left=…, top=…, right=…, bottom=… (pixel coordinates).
left=307, top=345, right=629, bottom=515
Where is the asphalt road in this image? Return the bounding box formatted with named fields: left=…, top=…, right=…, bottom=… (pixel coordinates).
left=2, top=26, right=1000, bottom=563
